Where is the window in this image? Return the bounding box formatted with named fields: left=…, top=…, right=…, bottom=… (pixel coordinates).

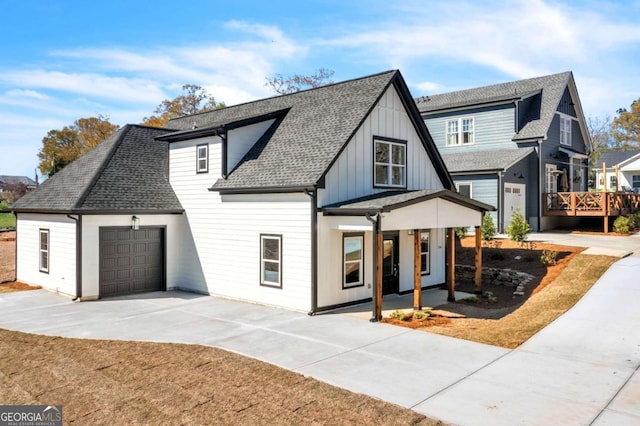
left=374, top=138, right=406, bottom=188
left=446, top=117, right=474, bottom=146
left=420, top=231, right=430, bottom=275
left=196, top=144, right=208, bottom=173
left=633, top=175, right=640, bottom=189
left=343, top=234, right=364, bottom=288
left=39, top=229, right=49, bottom=273
left=260, top=235, right=282, bottom=287
left=560, top=116, right=572, bottom=146
left=456, top=182, right=472, bottom=198
left=610, top=175, right=618, bottom=191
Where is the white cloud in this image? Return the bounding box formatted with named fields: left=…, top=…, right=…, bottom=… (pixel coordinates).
left=414, top=81, right=445, bottom=93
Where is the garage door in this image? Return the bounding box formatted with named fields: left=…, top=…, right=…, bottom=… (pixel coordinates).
left=99, top=227, right=164, bottom=297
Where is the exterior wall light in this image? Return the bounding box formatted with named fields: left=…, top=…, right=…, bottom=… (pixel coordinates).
left=132, top=216, right=140, bottom=230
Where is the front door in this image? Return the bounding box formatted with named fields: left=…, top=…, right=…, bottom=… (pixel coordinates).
left=504, top=183, right=526, bottom=230
left=382, top=234, right=399, bottom=295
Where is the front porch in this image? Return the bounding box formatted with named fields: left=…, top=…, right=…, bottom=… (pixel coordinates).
left=542, top=191, right=640, bottom=232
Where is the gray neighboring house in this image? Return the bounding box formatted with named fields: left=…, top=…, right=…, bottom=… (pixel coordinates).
left=417, top=71, right=591, bottom=232
left=0, top=175, right=37, bottom=198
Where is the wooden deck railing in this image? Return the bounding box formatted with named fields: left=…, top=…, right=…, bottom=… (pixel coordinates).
left=543, top=192, right=640, bottom=217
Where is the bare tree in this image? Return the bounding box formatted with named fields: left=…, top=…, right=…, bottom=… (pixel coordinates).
left=266, top=68, right=335, bottom=95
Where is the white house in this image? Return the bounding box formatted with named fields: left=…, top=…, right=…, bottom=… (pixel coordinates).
left=592, top=150, right=640, bottom=192
left=12, top=70, right=491, bottom=319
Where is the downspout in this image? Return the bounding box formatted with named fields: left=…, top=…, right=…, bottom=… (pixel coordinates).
left=304, top=188, right=318, bottom=315
left=497, top=171, right=504, bottom=233
left=220, top=132, right=228, bottom=179
left=365, top=212, right=381, bottom=322
left=11, top=212, right=17, bottom=282
left=66, top=214, right=82, bottom=301
left=537, top=139, right=543, bottom=231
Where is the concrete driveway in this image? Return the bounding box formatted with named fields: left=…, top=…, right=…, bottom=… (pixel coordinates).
left=0, top=233, right=639, bottom=424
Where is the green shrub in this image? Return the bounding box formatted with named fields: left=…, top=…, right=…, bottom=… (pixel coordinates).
left=389, top=310, right=408, bottom=321
left=463, top=295, right=479, bottom=303
left=613, top=215, right=633, bottom=234
left=0, top=200, right=8, bottom=211
left=413, top=310, right=431, bottom=320
left=483, top=291, right=497, bottom=303
left=540, top=249, right=559, bottom=266
left=481, top=213, right=496, bottom=241
left=506, top=208, right=531, bottom=243
left=455, top=227, right=467, bottom=240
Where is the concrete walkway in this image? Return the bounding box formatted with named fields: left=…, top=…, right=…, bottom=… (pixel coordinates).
left=0, top=232, right=639, bottom=424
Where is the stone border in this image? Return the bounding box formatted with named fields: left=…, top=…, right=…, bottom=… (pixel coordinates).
left=455, top=264, right=535, bottom=296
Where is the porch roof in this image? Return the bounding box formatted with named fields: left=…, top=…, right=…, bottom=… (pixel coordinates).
left=322, top=189, right=494, bottom=216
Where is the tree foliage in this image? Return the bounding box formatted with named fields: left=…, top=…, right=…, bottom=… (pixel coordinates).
left=506, top=208, right=531, bottom=243
left=1, top=182, right=28, bottom=203
left=611, top=98, right=640, bottom=149
left=38, top=116, right=119, bottom=177
left=587, top=115, right=613, bottom=163
left=141, top=84, right=225, bottom=127
left=265, top=68, right=335, bottom=95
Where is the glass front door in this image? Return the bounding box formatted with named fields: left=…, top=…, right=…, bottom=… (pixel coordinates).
left=382, top=234, right=399, bottom=295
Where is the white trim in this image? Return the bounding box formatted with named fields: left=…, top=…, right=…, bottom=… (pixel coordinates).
left=420, top=230, right=430, bottom=275
left=558, top=147, right=587, bottom=159
left=343, top=235, right=364, bottom=288
left=39, top=229, right=49, bottom=273
left=446, top=117, right=475, bottom=146
left=260, top=234, right=282, bottom=287
left=455, top=181, right=473, bottom=198
left=374, top=138, right=407, bottom=187
left=560, top=116, right=572, bottom=146
left=556, top=111, right=579, bottom=121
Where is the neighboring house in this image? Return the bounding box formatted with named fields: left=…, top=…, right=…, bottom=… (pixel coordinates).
left=416, top=72, right=591, bottom=232
left=592, top=150, right=640, bottom=192
left=0, top=175, right=37, bottom=202
left=12, top=70, right=491, bottom=317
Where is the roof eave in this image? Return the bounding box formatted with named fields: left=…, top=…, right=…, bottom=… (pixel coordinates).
left=210, top=184, right=316, bottom=195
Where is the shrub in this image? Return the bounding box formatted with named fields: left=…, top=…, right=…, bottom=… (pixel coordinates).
left=481, top=213, right=496, bottom=241
left=613, top=215, right=633, bottom=234
left=463, top=295, right=479, bottom=303
left=506, top=208, right=531, bottom=243
left=0, top=200, right=8, bottom=212
left=455, top=227, right=467, bottom=240
left=413, top=310, right=431, bottom=320
left=389, top=310, right=408, bottom=321
left=483, top=291, right=497, bottom=303
left=540, top=249, right=559, bottom=266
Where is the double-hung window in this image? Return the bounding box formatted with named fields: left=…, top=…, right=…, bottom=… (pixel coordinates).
left=420, top=231, right=430, bottom=275
left=633, top=175, right=640, bottom=189
left=196, top=144, right=208, bottom=173
left=260, top=234, right=282, bottom=288
left=456, top=182, right=472, bottom=198
left=446, top=117, right=474, bottom=145
left=343, top=234, right=364, bottom=288
left=39, top=229, right=49, bottom=273
left=560, top=116, right=572, bottom=146
left=374, top=137, right=406, bottom=188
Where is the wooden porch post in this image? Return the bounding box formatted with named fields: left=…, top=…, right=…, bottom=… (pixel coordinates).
left=446, top=228, right=456, bottom=302
left=413, top=230, right=421, bottom=310
left=474, top=226, right=482, bottom=294
left=603, top=192, right=609, bottom=234
left=375, top=227, right=383, bottom=320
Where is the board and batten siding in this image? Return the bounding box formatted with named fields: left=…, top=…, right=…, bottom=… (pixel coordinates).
left=319, top=85, right=444, bottom=206
left=227, top=119, right=276, bottom=172
left=424, top=104, right=516, bottom=153
left=80, top=214, right=185, bottom=299
left=16, top=213, right=76, bottom=296
left=170, top=136, right=312, bottom=311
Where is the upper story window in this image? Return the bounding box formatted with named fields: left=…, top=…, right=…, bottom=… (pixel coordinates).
left=39, top=229, right=49, bottom=273
left=374, top=137, right=406, bottom=188
left=196, top=144, right=208, bottom=173
left=560, top=116, right=572, bottom=146
left=456, top=182, right=472, bottom=198
left=446, top=117, right=474, bottom=146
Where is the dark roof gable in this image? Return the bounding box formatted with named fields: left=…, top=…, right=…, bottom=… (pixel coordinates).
left=167, top=70, right=454, bottom=192
left=12, top=125, right=183, bottom=213
left=592, top=150, right=640, bottom=169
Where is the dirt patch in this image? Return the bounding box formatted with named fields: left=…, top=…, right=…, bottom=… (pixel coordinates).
left=0, top=329, right=445, bottom=425
left=0, top=281, right=40, bottom=293
left=0, top=232, right=15, bottom=283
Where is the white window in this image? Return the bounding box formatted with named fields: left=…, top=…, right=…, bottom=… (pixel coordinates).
left=633, top=175, right=640, bottom=189
left=446, top=117, right=474, bottom=146
left=560, top=117, right=572, bottom=146
left=456, top=182, right=472, bottom=198
left=39, top=229, right=49, bottom=273
left=343, top=234, right=364, bottom=288
left=610, top=175, right=617, bottom=191
left=420, top=231, right=430, bottom=275
left=260, top=234, right=282, bottom=287
left=545, top=164, right=557, bottom=193
left=374, top=138, right=406, bottom=187
left=196, top=144, right=208, bottom=173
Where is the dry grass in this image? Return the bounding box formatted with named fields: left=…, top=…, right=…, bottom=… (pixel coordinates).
left=0, top=329, right=445, bottom=425
left=425, top=254, right=617, bottom=348
left=0, top=281, right=40, bottom=293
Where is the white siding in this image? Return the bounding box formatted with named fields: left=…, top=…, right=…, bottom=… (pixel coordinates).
left=398, top=228, right=445, bottom=291
left=16, top=213, right=76, bottom=297
left=170, top=139, right=312, bottom=311
left=227, top=119, right=275, bottom=172
left=80, top=214, right=186, bottom=299
left=319, top=85, right=444, bottom=206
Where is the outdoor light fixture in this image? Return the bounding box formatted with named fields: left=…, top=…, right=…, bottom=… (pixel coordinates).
left=132, top=216, right=140, bottom=230
left=407, top=230, right=414, bottom=236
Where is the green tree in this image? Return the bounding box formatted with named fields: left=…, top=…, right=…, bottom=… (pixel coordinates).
left=141, top=84, right=225, bottom=127
left=481, top=212, right=496, bottom=241
left=38, top=116, right=119, bottom=176
left=611, top=98, right=640, bottom=149
left=506, top=208, right=531, bottom=243
left=265, top=68, right=335, bottom=95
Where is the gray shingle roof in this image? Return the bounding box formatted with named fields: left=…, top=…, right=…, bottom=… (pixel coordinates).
left=322, top=189, right=494, bottom=213
left=416, top=72, right=574, bottom=141
left=441, top=148, right=535, bottom=173
left=592, top=150, right=640, bottom=169
left=0, top=175, right=36, bottom=186
left=168, top=70, right=453, bottom=191
left=12, top=125, right=183, bottom=213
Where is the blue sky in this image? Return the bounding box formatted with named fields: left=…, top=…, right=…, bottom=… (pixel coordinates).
left=1, top=0, right=639, bottom=178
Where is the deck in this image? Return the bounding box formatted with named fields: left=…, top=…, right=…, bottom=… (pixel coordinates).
left=543, top=192, right=640, bottom=231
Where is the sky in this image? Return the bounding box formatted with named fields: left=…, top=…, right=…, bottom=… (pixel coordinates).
left=1, top=0, right=639, bottom=179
